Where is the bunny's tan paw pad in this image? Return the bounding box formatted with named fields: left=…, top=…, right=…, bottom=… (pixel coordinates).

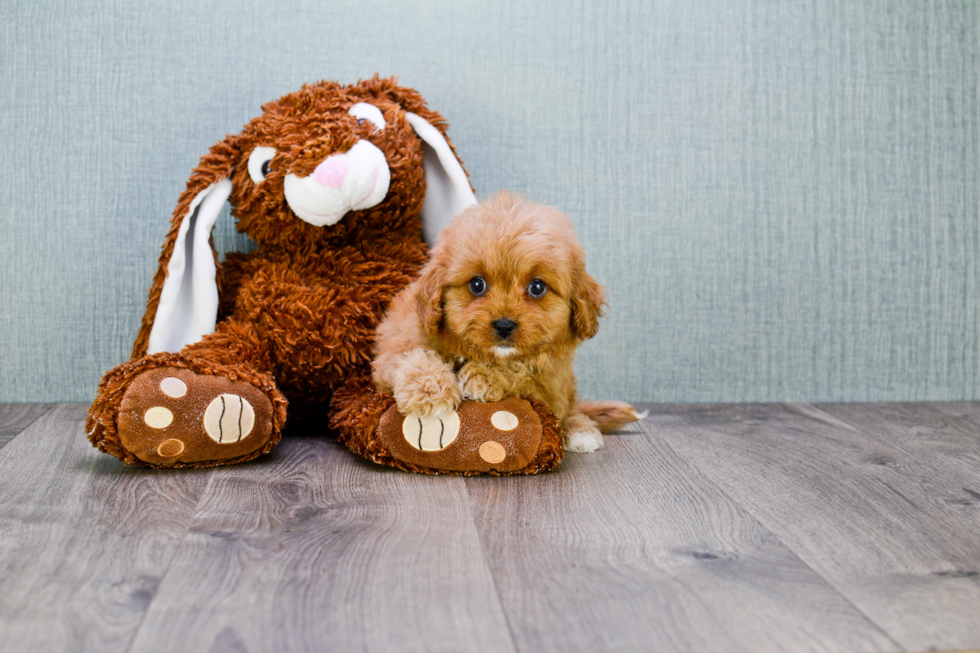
left=116, top=367, right=275, bottom=467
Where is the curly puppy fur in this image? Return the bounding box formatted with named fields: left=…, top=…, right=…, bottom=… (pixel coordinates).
left=89, top=76, right=466, bottom=465
left=372, top=192, right=640, bottom=452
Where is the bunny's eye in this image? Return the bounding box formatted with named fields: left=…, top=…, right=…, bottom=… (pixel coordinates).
left=348, top=103, right=385, bottom=132
left=248, top=146, right=276, bottom=184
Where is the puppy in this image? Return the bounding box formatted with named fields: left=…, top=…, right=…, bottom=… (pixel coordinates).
left=372, top=192, right=641, bottom=452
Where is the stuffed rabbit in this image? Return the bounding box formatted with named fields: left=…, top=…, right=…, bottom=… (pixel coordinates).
left=88, top=77, right=468, bottom=466
left=88, top=76, right=563, bottom=473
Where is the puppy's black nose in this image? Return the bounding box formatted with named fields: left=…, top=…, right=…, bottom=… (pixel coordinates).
left=492, top=318, right=517, bottom=339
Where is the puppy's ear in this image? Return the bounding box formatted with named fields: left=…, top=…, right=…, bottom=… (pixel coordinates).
left=413, top=253, right=448, bottom=335
left=570, top=268, right=606, bottom=340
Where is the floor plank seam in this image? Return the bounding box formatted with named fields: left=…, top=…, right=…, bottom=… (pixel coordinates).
left=462, top=479, right=522, bottom=653
left=635, top=410, right=908, bottom=653
left=121, top=465, right=219, bottom=653
left=0, top=403, right=57, bottom=451
left=796, top=402, right=980, bottom=538
left=773, top=402, right=979, bottom=652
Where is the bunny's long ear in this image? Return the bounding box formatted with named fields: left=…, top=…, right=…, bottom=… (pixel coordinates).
left=405, top=112, right=477, bottom=244
left=131, top=138, right=240, bottom=358
left=145, top=178, right=231, bottom=354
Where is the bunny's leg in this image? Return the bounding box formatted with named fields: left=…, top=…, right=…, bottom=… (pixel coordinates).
left=87, top=319, right=287, bottom=468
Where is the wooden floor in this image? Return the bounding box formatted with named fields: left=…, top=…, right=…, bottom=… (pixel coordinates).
left=1, top=403, right=979, bottom=653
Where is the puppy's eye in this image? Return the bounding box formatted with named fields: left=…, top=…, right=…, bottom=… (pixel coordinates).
left=469, top=276, right=487, bottom=297
left=348, top=103, right=386, bottom=132
left=527, top=279, right=547, bottom=298
left=248, top=146, right=276, bottom=183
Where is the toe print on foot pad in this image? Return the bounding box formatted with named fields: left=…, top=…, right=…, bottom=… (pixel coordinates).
left=401, top=411, right=460, bottom=451
left=117, top=367, right=273, bottom=466
left=203, top=394, right=255, bottom=443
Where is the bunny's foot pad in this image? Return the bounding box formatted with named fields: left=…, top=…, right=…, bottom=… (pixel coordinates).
left=115, top=367, right=277, bottom=468
left=330, top=378, right=564, bottom=475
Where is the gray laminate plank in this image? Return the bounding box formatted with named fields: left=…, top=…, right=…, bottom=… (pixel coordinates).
left=0, top=404, right=213, bottom=652
left=817, top=402, right=980, bottom=506
left=0, top=402, right=54, bottom=448
left=646, top=403, right=980, bottom=652
left=930, top=401, right=980, bottom=429
left=924, top=402, right=980, bottom=465
left=464, top=431, right=897, bottom=653
left=127, top=435, right=516, bottom=653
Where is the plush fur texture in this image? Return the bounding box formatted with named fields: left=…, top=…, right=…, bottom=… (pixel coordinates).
left=88, top=77, right=467, bottom=467
left=372, top=193, right=640, bottom=453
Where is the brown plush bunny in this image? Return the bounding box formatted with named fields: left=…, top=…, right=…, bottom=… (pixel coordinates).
left=87, top=76, right=481, bottom=467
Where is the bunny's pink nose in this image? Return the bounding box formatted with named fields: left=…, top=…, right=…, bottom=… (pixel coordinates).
left=311, top=154, right=348, bottom=188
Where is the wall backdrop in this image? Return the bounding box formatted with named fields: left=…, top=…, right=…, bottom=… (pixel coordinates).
left=1, top=0, right=978, bottom=403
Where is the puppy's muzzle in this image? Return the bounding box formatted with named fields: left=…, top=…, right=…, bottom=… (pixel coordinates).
left=492, top=318, right=518, bottom=340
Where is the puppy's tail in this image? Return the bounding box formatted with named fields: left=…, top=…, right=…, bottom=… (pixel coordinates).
left=577, top=401, right=648, bottom=433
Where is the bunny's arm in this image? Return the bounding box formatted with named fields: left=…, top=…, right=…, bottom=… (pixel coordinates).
left=216, top=251, right=255, bottom=322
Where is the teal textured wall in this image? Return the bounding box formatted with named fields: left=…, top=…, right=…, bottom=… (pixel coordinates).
left=1, top=0, right=978, bottom=403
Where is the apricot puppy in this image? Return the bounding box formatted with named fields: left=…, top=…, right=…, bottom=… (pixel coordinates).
left=372, top=192, right=640, bottom=452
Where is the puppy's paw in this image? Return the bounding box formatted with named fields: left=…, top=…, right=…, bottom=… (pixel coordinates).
left=393, top=349, right=461, bottom=418
left=458, top=362, right=508, bottom=403
left=564, top=426, right=604, bottom=453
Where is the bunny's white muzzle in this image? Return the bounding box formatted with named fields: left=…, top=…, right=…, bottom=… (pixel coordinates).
left=283, top=140, right=390, bottom=227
